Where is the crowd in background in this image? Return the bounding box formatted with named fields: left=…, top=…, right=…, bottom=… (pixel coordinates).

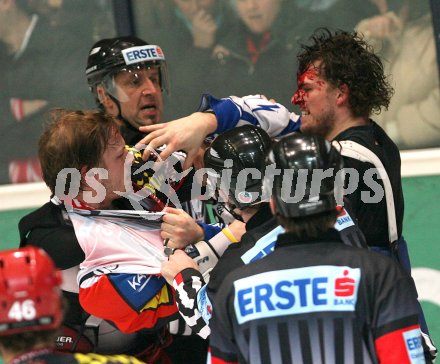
left=0, top=0, right=438, bottom=178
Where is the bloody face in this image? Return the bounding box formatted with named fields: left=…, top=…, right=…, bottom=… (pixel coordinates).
left=291, top=63, right=337, bottom=139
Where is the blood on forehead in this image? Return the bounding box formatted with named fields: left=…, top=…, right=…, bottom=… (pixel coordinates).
left=291, top=67, right=325, bottom=107
left=297, top=68, right=319, bottom=88
left=291, top=69, right=316, bottom=106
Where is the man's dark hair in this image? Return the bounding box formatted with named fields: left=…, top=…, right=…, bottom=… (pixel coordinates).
left=39, top=109, right=121, bottom=194
left=276, top=209, right=338, bottom=239
left=297, top=28, right=394, bottom=118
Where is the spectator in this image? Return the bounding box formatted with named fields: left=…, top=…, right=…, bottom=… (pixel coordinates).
left=208, top=0, right=315, bottom=109
left=0, top=0, right=95, bottom=184
left=0, top=246, right=145, bottom=364
left=135, top=0, right=236, bottom=120
left=293, top=0, right=379, bottom=30
left=356, top=0, right=440, bottom=149
left=27, top=0, right=115, bottom=42
left=209, top=133, right=425, bottom=364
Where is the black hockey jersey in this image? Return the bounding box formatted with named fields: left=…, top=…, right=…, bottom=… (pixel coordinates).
left=209, top=230, right=423, bottom=364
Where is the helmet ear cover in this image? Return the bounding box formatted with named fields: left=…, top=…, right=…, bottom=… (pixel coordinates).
left=0, top=247, right=63, bottom=336
left=225, top=174, right=265, bottom=210
left=203, top=125, right=272, bottom=209
left=265, top=132, right=343, bottom=218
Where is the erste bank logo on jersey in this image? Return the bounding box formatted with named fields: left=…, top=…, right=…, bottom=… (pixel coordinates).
left=334, top=206, right=355, bottom=231
left=234, top=266, right=360, bottom=324
left=403, top=329, right=425, bottom=363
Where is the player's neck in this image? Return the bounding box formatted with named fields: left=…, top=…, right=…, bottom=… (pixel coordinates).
left=78, top=190, right=116, bottom=210
left=327, top=114, right=369, bottom=141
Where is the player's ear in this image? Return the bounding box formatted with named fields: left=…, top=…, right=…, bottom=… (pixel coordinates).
left=336, top=83, right=349, bottom=106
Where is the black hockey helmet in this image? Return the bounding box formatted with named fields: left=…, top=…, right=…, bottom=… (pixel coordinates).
left=85, top=36, right=169, bottom=97
left=264, top=132, right=342, bottom=218
left=204, top=125, right=272, bottom=209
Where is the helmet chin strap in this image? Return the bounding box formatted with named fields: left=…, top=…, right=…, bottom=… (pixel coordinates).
left=223, top=203, right=244, bottom=223
left=97, top=85, right=125, bottom=122
left=106, top=93, right=124, bottom=121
